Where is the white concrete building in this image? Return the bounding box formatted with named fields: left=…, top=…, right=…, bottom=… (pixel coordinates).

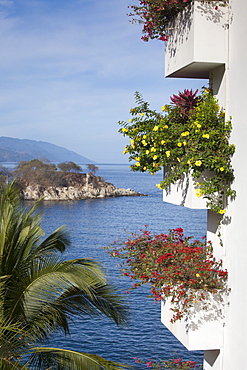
left=161, top=1, right=247, bottom=369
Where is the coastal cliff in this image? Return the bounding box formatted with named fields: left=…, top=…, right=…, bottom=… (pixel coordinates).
left=18, top=172, right=143, bottom=201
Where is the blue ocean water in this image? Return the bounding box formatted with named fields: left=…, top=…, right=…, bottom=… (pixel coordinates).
left=33, top=164, right=206, bottom=368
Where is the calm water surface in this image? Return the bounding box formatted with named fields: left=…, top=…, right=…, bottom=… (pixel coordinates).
left=32, top=164, right=207, bottom=368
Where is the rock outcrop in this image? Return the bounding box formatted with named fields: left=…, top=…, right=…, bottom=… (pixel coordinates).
left=19, top=173, right=144, bottom=201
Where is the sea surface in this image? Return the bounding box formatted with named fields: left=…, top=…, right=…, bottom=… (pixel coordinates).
left=26, top=164, right=207, bottom=368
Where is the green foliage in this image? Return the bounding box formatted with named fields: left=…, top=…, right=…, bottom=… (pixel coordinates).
left=87, top=164, right=99, bottom=175
left=0, top=165, right=12, bottom=185
left=119, top=88, right=235, bottom=215
left=58, top=161, right=82, bottom=173
left=0, top=182, right=130, bottom=369
left=15, top=159, right=57, bottom=175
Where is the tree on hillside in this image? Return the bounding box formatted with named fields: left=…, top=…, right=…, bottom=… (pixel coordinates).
left=87, top=164, right=99, bottom=175
left=0, top=164, right=12, bottom=184
left=15, top=159, right=57, bottom=176
left=0, top=183, right=129, bottom=369
left=57, top=161, right=82, bottom=173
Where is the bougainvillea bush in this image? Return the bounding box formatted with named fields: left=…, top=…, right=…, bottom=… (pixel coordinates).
left=107, top=228, right=228, bottom=323
left=119, top=88, right=235, bottom=215
left=128, top=0, right=228, bottom=42
left=134, top=356, right=201, bottom=369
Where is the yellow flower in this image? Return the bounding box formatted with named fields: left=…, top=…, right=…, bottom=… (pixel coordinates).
left=143, top=167, right=147, bottom=170
left=135, top=157, right=140, bottom=161
left=195, top=189, right=201, bottom=198
left=195, top=129, right=200, bottom=133
left=196, top=273, right=200, bottom=277
left=187, top=160, right=192, bottom=165
left=143, top=135, right=147, bottom=139
left=150, top=172, right=154, bottom=176
left=156, top=183, right=162, bottom=189
left=130, top=139, right=134, bottom=144
left=142, top=140, right=147, bottom=145
left=220, top=167, right=225, bottom=171
left=153, top=126, right=159, bottom=131
left=181, top=131, right=189, bottom=137
left=161, top=105, right=167, bottom=112
left=136, top=162, right=140, bottom=166
left=153, top=155, right=158, bottom=160
left=123, top=150, right=128, bottom=154
left=166, top=151, right=170, bottom=157
left=153, top=163, right=159, bottom=168
left=164, top=125, right=169, bottom=129
left=218, top=209, right=226, bottom=214
left=177, top=157, right=181, bottom=162
left=161, top=140, right=166, bottom=145
left=146, top=150, right=150, bottom=154
left=183, top=141, right=187, bottom=146
left=204, top=88, right=209, bottom=93
left=202, top=134, right=210, bottom=139
left=195, top=160, right=202, bottom=166
left=151, top=147, right=156, bottom=152
left=122, top=128, right=128, bottom=132
left=139, top=113, right=144, bottom=116
left=128, top=119, right=133, bottom=123
left=177, top=142, right=182, bottom=147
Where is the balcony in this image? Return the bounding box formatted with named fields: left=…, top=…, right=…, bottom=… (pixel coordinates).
left=165, top=1, right=228, bottom=79
left=161, top=294, right=225, bottom=351
left=162, top=169, right=214, bottom=209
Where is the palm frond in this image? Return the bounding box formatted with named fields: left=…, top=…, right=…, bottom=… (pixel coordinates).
left=30, top=347, right=132, bottom=370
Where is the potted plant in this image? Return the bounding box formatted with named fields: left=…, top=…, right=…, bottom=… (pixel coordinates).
left=128, top=0, right=228, bottom=43
left=107, top=227, right=228, bottom=323
left=119, top=88, right=235, bottom=215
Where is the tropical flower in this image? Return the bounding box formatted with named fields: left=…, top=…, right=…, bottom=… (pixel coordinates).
left=195, top=160, right=202, bottom=166
left=181, top=131, right=190, bottom=136
left=195, top=189, right=201, bottom=198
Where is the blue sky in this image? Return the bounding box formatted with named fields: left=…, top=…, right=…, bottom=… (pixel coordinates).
left=0, top=0, right=206, bottom=163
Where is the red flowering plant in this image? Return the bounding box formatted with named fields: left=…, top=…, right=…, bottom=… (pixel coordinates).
left=106, top=228, right=228, bottom=323
left=128, top=0, right=228, bottom=42
left=134, top=356, right=201, bottom=369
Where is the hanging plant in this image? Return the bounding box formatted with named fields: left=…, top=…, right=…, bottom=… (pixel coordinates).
left=119, top=88, right=235, bottom=215
left=107, top=228, right=229, bottom=323
left=128, top=0, right=228, bottom=42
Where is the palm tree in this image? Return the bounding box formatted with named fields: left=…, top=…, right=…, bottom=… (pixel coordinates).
left=0, top=183, right=130, bottom=369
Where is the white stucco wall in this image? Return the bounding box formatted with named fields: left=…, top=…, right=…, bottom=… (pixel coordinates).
left=222, top=0, right=247, bottom=368
left=162, top=1, right=247, bottom=369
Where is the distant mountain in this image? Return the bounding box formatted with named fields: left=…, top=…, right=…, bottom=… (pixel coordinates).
left=0, top=137, right=96, bottom=164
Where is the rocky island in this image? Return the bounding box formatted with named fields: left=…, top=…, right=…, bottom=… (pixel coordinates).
left=19, top=172, right=143, bottom=201
left=7, top=159, right=144, bottom=201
